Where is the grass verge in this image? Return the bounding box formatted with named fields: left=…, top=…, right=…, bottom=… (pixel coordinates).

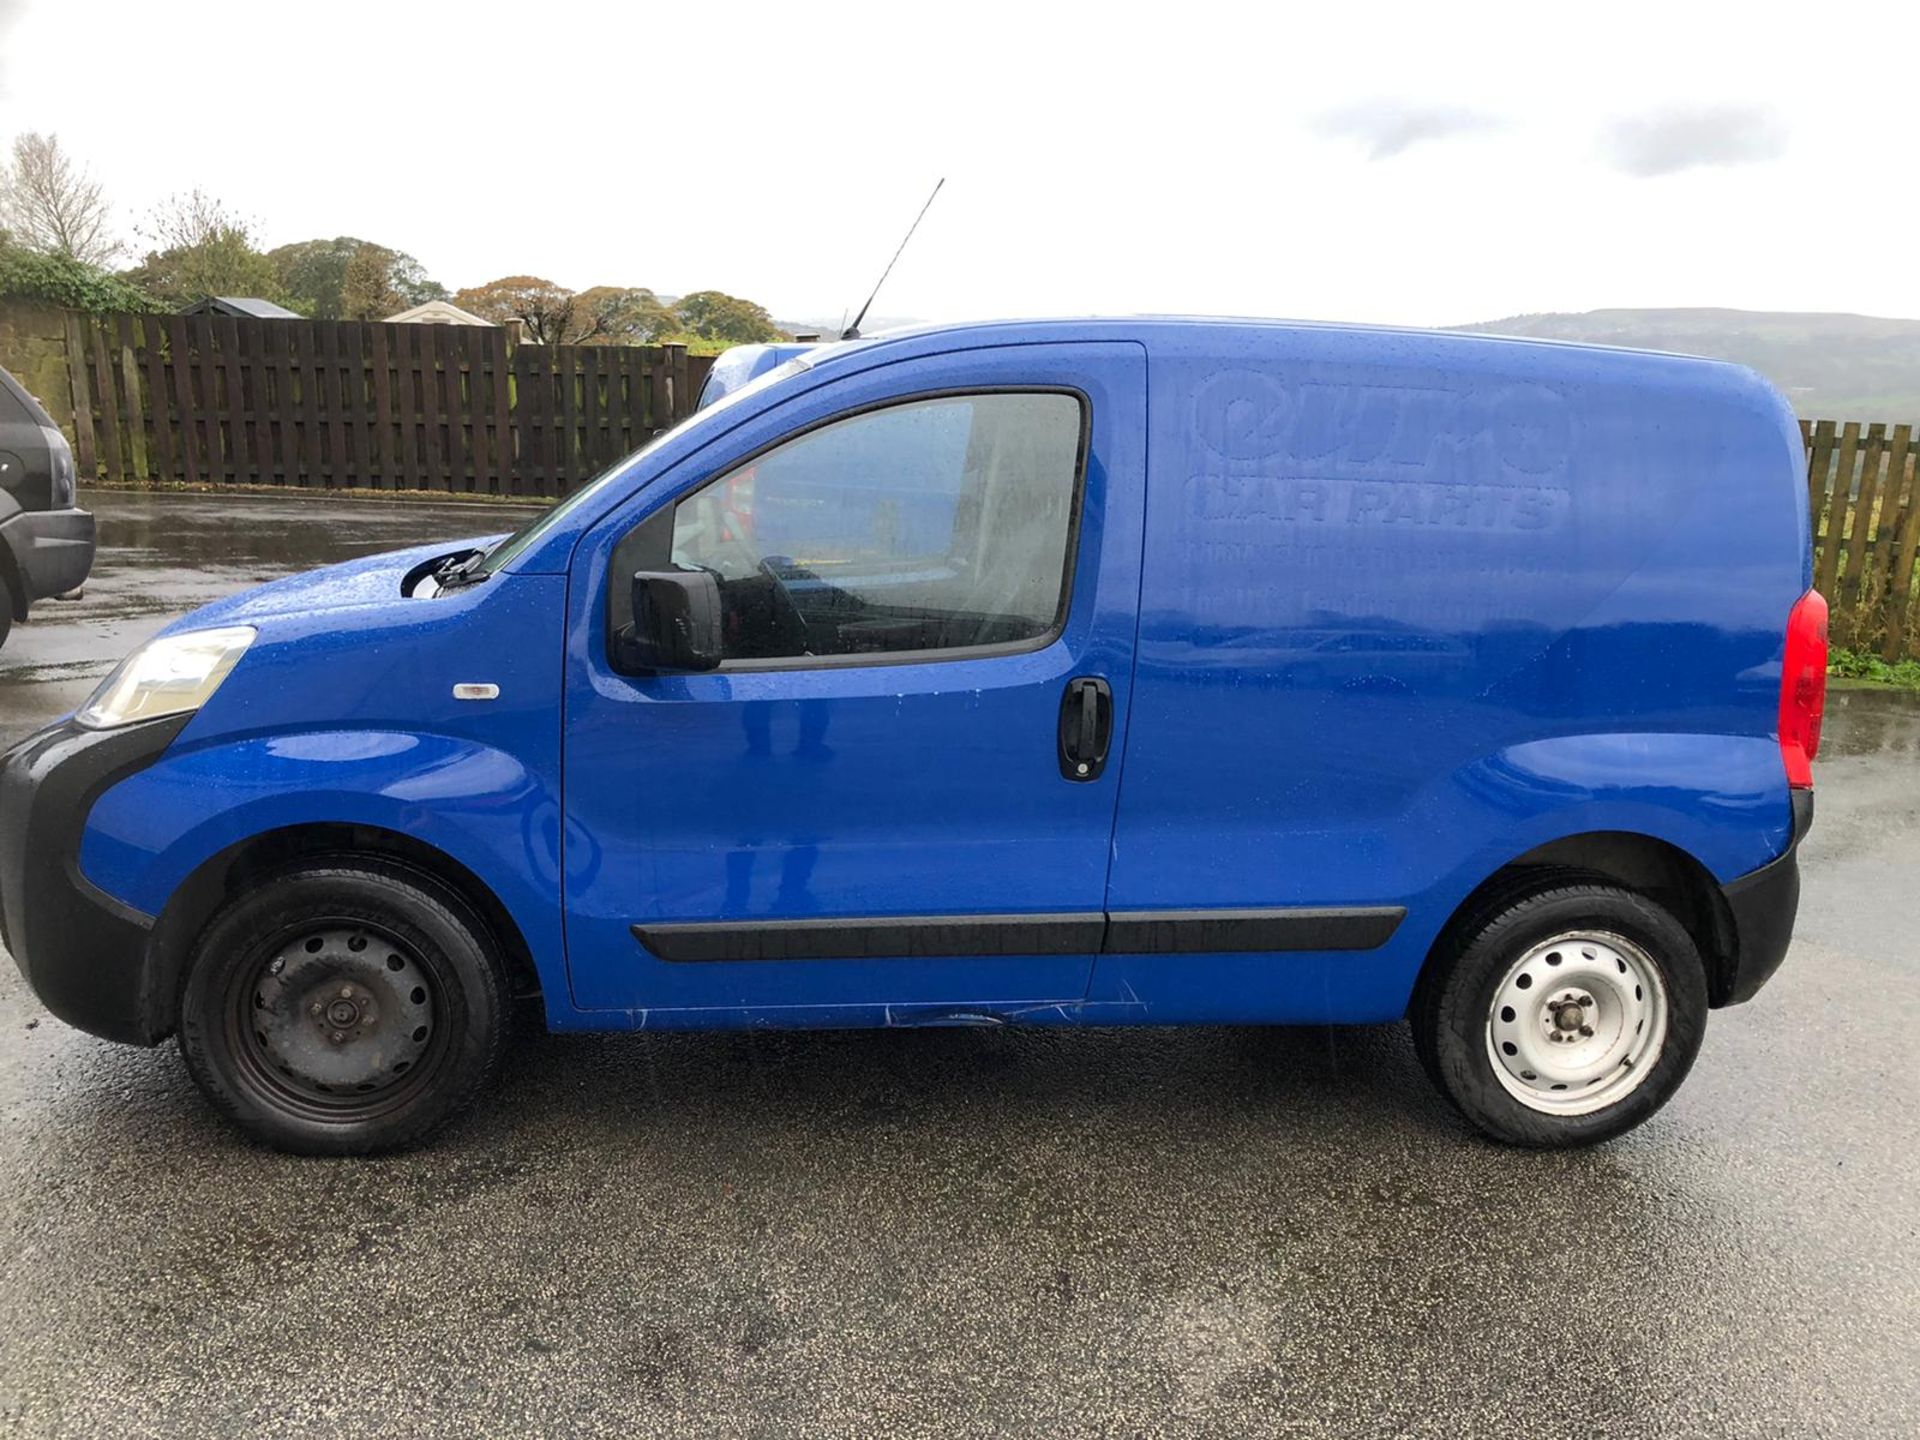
left=1829, top=645, right=1920, bottom=689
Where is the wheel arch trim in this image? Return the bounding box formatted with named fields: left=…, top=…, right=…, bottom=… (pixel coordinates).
left=144, top=821, right=547, bottom=1045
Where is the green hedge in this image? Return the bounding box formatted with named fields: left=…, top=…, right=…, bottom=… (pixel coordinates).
left=0, top=247, right=156, bottom=313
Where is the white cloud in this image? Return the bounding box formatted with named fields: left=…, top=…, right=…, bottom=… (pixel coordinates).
left=1312, top=102, right=1505, bottom=160
left=1604, top=105, right=1789, bottom=177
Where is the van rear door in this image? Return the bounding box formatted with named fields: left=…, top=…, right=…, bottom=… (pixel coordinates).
left=561, top=341, right=1147, bottom=1018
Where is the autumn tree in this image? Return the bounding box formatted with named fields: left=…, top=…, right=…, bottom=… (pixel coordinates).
left=338, top=243, right=446, bottom=320
left=338, top=244, right=401, bottom=319
left=675, top=290, right=784, bottom=344
left=570, top=286, right=678, bottom=345
left=455, top=278, right=783, bottom=346
left=0, top=132, right=119, bottom=266
left=453, top=275, right=578, bottom=343
left=125, top=190, right=282, bottom=304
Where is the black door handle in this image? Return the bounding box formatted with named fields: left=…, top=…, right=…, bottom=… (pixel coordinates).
left=1058, top=676, right=1113, bottom=781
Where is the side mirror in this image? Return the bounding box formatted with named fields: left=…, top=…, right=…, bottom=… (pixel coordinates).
left=623, top=568, right=723, bottom=672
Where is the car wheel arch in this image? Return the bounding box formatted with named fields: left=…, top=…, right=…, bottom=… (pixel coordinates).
left=1412, top=829, right=1738, bottom=1019
left=143, top=822, right=542, bottom=1043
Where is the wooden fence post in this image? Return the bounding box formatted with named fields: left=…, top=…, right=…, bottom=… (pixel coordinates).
left=668, top=343, right=690, bottom=426
left=114, top=314, right=149, bottom=480
left=489, top=326, right=512, bottom=495
left=61, top=312, right=97, bottom=479
left=1883, top=428, right=1920, bottom=662
left=140, top=314, right=177, bottom=483
left=87, top=317, right=124, bottom=482
left=1815, top=423, right=1861, bottom=602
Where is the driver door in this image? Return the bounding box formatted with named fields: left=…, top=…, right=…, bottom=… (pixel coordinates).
left=560, top=341, right=1146, bottom=1017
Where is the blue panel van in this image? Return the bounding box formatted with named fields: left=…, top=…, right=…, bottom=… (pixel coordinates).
left=694, top=342, right=818, bottom=411
left=0, top=319, right=1825, bottom=1154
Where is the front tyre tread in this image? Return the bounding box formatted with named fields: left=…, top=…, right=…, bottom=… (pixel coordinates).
left=177, top=860, right=508, bottom=1156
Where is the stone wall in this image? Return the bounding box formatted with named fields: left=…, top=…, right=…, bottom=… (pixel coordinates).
left=0, top=299, right=75, bottom=438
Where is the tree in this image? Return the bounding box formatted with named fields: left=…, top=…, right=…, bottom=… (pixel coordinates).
left=339, top=243, right=400, bottom=320
left=454, top=277, right=784, bottom=347
left=0, top=132, right=119, bottom=266
left=452, top=275, right=581, bottom=344
left=387, top=252, right=448, bottom=309
left=570, top=286, right=677, bottom=345
left=125, top=190, right=282, bottom=305
left=266, top=237, right=353, bottom=317
left=675, top=290, right=785, bottom=344
left=269, top=236, right=448, bottom=319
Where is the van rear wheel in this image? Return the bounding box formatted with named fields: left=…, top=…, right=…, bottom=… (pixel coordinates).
left=1411, top=880, right=1708, bottom=1147
left=178, top=861, right=508, bottom=1155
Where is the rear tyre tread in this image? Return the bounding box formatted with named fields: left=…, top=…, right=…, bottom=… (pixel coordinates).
left=1410, top=875, right=1708, bottom=1148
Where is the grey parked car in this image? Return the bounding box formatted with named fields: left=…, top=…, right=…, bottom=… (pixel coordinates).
left=0, top=366, right=94, bottom=646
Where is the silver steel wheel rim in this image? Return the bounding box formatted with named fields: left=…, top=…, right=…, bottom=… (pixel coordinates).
left=1485, top=931, right=1668, bottom=1116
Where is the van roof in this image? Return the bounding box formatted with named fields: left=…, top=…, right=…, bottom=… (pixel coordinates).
left=819, top=314, right=1752, bottom=373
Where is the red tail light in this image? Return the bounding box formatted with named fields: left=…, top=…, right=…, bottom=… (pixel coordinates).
left=1778, top=589, right=1828, bottom=789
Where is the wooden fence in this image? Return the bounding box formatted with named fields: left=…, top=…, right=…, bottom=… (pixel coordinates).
left=1802, top=420, right=1920, bottom=661
left=62, top=312, right=714, bottom=498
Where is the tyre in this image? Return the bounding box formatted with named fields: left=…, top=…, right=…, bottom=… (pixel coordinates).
left=178, top=861, right=508, bottom=1155
left=1411, top=878, right=1709, bottom=1147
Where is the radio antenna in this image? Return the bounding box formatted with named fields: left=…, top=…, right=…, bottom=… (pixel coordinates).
left=842, top=178, right=944, bottom=341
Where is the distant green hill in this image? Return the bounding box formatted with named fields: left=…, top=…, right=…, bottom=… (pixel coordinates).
left=1451, top=308, right=1920, bottom=423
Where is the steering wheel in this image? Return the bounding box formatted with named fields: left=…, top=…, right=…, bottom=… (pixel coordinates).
left=757, top=557, right=809, bottom=648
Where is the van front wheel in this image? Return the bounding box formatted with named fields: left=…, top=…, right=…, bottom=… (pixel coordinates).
left=178, top=861, right=508, bottom=1155
left=1411, top=880, right=1709, bottom=1147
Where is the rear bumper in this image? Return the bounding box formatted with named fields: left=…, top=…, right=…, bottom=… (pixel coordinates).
left=1714, top=789, right=1812, bottom=1007
left=0, top=506, right=95, bottom=610
left=0, top=714, right=188, bottom=1044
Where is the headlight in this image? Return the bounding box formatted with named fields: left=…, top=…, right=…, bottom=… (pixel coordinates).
left=76, top=626, right=255, bottom=729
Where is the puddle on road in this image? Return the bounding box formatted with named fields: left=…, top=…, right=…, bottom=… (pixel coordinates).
left=1821, top=686, right=1920, bottom=760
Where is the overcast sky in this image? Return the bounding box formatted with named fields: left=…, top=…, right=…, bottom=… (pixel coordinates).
left=2, top=0, right=1915, bottom=328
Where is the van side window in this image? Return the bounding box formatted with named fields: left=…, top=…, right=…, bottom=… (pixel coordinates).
left=664, top=391, right=1085, bottom=663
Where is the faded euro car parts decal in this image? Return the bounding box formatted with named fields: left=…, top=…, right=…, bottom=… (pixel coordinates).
left=1185, top=372, right=1574, bottom=534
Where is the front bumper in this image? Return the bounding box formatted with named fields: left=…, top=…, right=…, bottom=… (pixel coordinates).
left=0, top=506, right=95, bottom=611
left=0, top=713, right=188, bottom=1043
left=1714, top=789, right=1812, bottom=1007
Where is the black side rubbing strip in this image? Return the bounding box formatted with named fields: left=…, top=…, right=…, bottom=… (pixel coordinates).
left=631, top=906, right=1406, bottom=963
left=633, top=913, right=1108, bottom=963
left=1103, top=906, right=1405, bottom=954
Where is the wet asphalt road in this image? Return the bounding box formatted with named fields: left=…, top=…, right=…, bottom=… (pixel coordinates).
left=2, top=491, right=1918, bottom=1437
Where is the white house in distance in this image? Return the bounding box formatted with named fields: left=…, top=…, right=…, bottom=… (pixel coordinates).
left=382, top=299, right=493, bottom=326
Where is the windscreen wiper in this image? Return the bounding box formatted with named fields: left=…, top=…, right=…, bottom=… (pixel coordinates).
left=430, top=547, right=488, bottom=591
left=402, top=547, right=487, bottom=597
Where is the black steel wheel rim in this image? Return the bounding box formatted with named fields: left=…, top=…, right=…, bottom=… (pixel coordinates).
left=225, top=918, right=455, bottom=1123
